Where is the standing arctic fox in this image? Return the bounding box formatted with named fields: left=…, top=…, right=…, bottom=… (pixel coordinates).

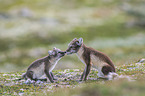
left=66, top=38, right=116, bottom=81
left=19, top=47, right=66, bottom=83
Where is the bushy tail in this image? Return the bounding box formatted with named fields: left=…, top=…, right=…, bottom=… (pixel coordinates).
left=14, top=73, right=26, bottom=81
left=107, top=72, right=119, bottom=80
left=108, top=72, right=134, bottom=81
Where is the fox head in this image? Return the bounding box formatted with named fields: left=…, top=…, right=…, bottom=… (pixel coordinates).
left=66, top=38, right=83, bottom=55
left=48, top=47, right=66, bottom=60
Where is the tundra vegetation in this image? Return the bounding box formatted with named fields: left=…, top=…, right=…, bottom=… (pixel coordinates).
left=0, top=0, right=145, bottom=96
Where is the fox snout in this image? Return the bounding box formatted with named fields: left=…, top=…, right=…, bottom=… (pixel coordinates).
left=65, top=49, right=76, bottom=55
left=58, top=51, right=66, bottom=56
left=65, top=50, right=70, bottom=55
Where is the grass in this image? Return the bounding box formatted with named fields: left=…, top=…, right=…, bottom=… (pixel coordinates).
left=53, top=80, right=145, bottom=96
left=0, top=62, right=145, bottom=95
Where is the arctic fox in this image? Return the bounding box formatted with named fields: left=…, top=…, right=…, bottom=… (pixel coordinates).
left=19, top=47, right=66, bottom=83
left=66, top=38, right=117, bottom=81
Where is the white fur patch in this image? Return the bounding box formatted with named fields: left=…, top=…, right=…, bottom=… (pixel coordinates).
left=76, top=47, right=86, bottom=65
left=91, top=54, right=109, bottom=78
left=32, top=62, right=45, bottom=79
left=49, top=58, right=61, bottom=72
left=107, top=72, right=119, bottom=80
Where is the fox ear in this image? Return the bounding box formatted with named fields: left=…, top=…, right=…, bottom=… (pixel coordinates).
left=68, top=38, right=76, bottom=46
left=76, top=38, right=83, bottom=46
left=78, top=38, right=83, bottom=45
left=48, top=50, right=53, bottom=55
left=73, top=38, right=77, bottom=40
left=53, top=47, right=56, bottom=50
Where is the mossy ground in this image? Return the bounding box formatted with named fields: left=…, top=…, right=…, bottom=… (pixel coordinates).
left=0, top=62, right=145, bottom=96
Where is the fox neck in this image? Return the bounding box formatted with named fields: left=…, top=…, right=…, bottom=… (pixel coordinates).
left=49, top=57, right=61, bottom=65
left=44, top=56, right=60, bottom=65
left=76, top=44, right=86, bottom=64
left=48, top=57, right=61, bottom=72
left=77, top=44, right=84, bottom=55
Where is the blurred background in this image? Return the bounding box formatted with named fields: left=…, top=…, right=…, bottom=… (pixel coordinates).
left=0, top=0, right=145, bottom=72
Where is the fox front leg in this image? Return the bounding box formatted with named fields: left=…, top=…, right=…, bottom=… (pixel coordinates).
left=50, top=72, right=57, bottom=80
left=80, top=69, right=86, bottom=81
left=44, top=69, right=54, bottom=83
left=84, top=64, right=91, bottom=81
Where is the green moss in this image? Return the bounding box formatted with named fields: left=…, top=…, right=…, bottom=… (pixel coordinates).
left=0, top=62, right=145, bottom=95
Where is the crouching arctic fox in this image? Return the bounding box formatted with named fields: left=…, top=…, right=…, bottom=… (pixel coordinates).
left=66, top=38, right=117, bottom=81
left=19, top=47, right=66, bottom=83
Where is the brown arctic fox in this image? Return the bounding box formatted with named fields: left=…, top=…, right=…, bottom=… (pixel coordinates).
left=19, top=47, right=66, bottom=83
left=66, top=38, right=116, bottom=81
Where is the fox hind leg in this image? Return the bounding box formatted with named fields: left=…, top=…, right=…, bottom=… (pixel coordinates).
left=50, top=72, right=57, bottom=80
left=101, top=65, right=114, bottom=80
left=26, top=71, right=38, bottom=81
left=36, top=72, right=57, bottom=81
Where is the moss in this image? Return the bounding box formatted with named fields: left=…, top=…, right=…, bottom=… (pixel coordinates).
left=0, top=62, right=145, bottom=95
